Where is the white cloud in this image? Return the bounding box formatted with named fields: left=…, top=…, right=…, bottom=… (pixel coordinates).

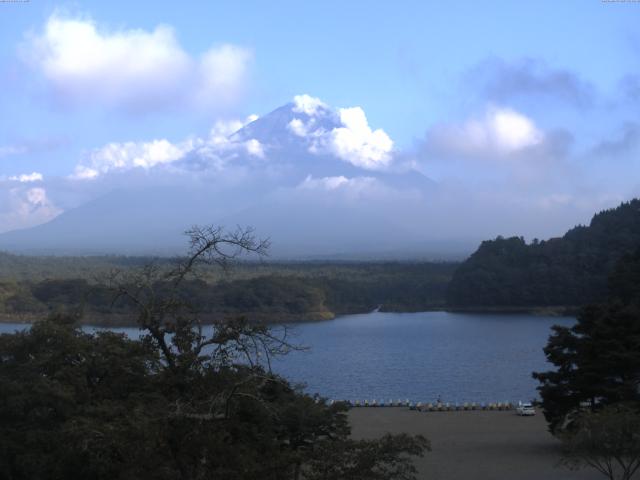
left=23, top=12, right=252, bottom=113
left=245, top=139, right=265, bottom=158
left=209, top=115, right=257, bottom=143
left=299, top=175, right=349, bottom=190
left=73, top=139, right=191, bottom=179
left=328, top=107, right=394, bottom=169
left=286, top=97, right=395, bottom=170
left=429, top=106, right=544, bottom=157
left=8, top=172, right=44, bottom=182
left=292, top=94, right=327, bottom=116
left=26, top=187, right=47, bottom=205
left=193, top=45, right=253, bottom=109
left=63, top=95, right=393, bottom=185
left=71, top=114, right=262, bottom=179
left=298, top=175, right=378, bottom=193
left=489, top=108, right=544, bottom=151
left=0, top=96, right=634, bottom=252
left=287, top=118, right=308, bottom=137
left=0, top=186, right=61, bottom=234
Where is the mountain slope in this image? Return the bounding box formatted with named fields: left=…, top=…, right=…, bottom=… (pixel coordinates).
left=446, top=199, right=640, bottom=308
left=0, top=186, right=247, bottom=254
left=0, top=100, right=445, bottom=257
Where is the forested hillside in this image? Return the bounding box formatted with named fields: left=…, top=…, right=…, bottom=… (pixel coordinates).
left=447, top=199, right=640, bottom=308
left=5, top=198, right=640, bottom=319
left=0, top=258, right=456, bottom=324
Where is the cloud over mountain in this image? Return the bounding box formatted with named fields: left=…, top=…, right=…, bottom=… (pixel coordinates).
left=68, top=94, right=395, bottom=184
left=0, top=118, right=434, bottom=256
left=0, top=182, right=61, bottom=234
left=0, top=96, right=413, bottom=252
left=0, top=92, right=636, bottom=258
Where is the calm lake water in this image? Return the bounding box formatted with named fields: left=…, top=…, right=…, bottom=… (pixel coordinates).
left=0, top=311, right=573, bottom=404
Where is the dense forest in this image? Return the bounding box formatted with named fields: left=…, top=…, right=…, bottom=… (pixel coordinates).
left=3, top=199, right=640, bottom=322
left=447, top=199, right=640, bottom=309
left=0, top=257, right=456, bottom=325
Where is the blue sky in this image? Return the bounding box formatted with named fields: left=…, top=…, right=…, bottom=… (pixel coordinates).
left=0, top=0, right=639, bottom=245
left=1, top=1, right=637, bottom=167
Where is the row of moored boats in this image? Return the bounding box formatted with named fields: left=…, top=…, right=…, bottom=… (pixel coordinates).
left=328, top=399, right=517, bottom=411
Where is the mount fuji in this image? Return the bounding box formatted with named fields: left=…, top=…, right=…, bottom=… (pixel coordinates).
left=0, top=96, right=474, bottom=258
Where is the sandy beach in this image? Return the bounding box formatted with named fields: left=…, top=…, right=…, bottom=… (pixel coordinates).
left=349, top=408, right=601, bottom=480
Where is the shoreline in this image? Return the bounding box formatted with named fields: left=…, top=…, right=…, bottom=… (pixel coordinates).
left=0, top=310, right=337, bottom=328
left=0, top=305, right=578, bottom=328
left=444, top=305, right=580, bottom=317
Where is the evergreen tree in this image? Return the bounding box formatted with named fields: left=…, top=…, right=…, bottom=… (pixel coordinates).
left=533, top=247, right=640, bottom=433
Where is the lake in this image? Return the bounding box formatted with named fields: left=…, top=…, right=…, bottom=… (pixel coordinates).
left=0, top=311, right=573, bottom=404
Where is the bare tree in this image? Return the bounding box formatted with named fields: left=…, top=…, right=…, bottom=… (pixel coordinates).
left=106, top=225, right=299, bottom=419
